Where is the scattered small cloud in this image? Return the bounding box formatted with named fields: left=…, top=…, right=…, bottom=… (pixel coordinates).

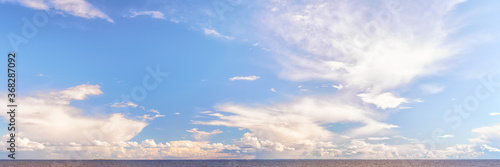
left=420, top=84, right=445, bottom=94
left=270, top=88, right=276, bottom=92
left=489, top=112, right=500, bottom=116
left=332, top=84, right=343, bottom=90
left=229, top=75, right=260, bottom=81
left=111, top=102, right=138, bottom=108
left=200, top=111, right=212, bottom=114
left=186, top=128, right=223, bottom=141
left=413, top=98, right=424, bottom=103
left=174, top=112, right=180, bottom=115
left=147, top=109, right=160, bottom=114
left=203, top=28, right=234, bottom=40
left=138, top=114, right=165, bottom=120
left=358, top=92, right=408, bottom=110
left=34, top=73, right=44, bottom=77
left=128, top=10, right=165, bottom=19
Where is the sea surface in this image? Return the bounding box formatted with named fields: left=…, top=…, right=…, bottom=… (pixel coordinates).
left=0, top=160, right=499, bottom=167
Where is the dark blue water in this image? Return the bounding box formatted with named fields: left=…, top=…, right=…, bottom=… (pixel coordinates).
left=0, top=160, right=499, bottom=166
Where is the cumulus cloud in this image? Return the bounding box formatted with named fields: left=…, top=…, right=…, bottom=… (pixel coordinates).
left=235, top=133, right=295, bottom=152
left=186, top=128, right=223, bottom=141
left=14, top=138, right=249, bottom=159
left=1, top=0, right=113, bottom=22
left=470, top=124, right=500, bottom=146
left=129, top=10, right=165, bottom=19
left=229, top=75, right=260, bottom=81
left=195, top=97, right=398, bottom=152
left=0, top=84, right=147, bottom=144
left=358, top=92, right=408, bottom=109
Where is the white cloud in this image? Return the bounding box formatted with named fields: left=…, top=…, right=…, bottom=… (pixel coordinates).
left=51, top=84, right=103, bottom=101
left=16, top=138, right=248, bottom=159
left=140, top=139, right=158, bottom=148
left=419, top=84, right=445, bottom=94
left=192, top=0, right=471, bottom=159
left=332, top=84, right=343, bottom=90
left=0, top=84, right=147, bottom=144
left=195, top=97, right=398, bottom=151
left=186, top=128, right=223, bottom=141
left=229, top=75, right=260, bottom=81
left=129, top=10, right=165, bottom=19
left=0, top=135, right=45, bottom=151
left=147, top=109, right=160, bottom=114
left=438, top=134, right=455, bottom=138
left=203, top=28, right=234, bottom=40
left=470, top=124, right=500, bottom=146
left=139, top=114, right=165, bottom=120
left=489, top=112, right=500, bottom=116
left=235, top=132, right=295, bottom=152
left=270, top=88, right=277, bottom=92
left=413, top=98, right=424, bottom=103
left=358, top=92, right=408, bottom=109
left=1, top=0, right=113, bottom=22
left=1, top=0, right=48, bottom=10
left=481, top=144, right=500, bottom=152
left=260, top=0, right=464, bottom=93
left=367, top=137, right=390, bottom=141
left=51, top=0, right=113, bottom=22
left=111, top=102, right=138, bottom=108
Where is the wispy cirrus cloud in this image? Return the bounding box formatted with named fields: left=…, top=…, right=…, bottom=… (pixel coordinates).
left=229, top=75, right=260, bottom=81
left=1, top=0, right=113, bottom=22
left=204, top=28, right=234, bottom=40
left=111, top=101, right=138, bottom=108
left=187, top=128, right=223, bottom=141
left=128, top=10, right=165, bottom=19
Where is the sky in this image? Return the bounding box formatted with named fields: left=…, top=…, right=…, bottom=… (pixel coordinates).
left=1, top=0, right=500, bottom=159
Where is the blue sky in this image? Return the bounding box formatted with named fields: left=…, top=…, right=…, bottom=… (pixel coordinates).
left=1, top=0, right=500, bottom=159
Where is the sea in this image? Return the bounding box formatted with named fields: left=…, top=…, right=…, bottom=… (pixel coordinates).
left=0, top=160, right=499, bottom=167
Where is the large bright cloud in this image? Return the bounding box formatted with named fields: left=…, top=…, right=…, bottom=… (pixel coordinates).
left=259, top=0, right=464, bottom=92
left=1, top=84, right=147, bottom=144
left=196, top=97, right=398, bottom=153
